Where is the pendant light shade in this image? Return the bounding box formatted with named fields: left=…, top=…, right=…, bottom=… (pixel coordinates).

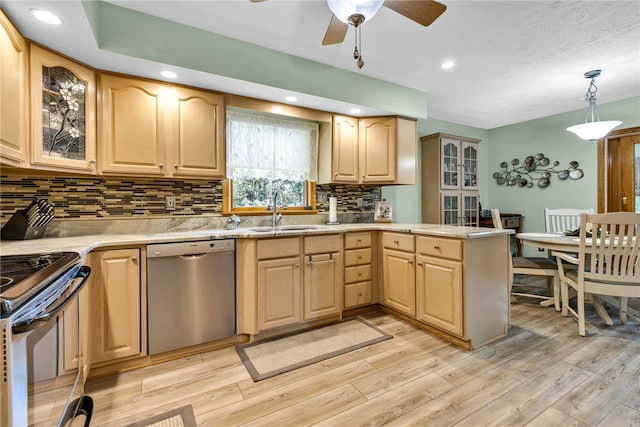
left=327, top=0, right=384, bottom=24
left=567, top=70, right=622, bottom=142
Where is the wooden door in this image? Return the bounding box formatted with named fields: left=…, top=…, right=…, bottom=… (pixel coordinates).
left=257, top=257, right=301, bottom=331
left=98, top=73, right=166, bottom=176
left=303, top=252, right=342, bottom=320
left=416, top=254, right=463, bottom=336
left=90, top=249, right=142, bottom=363
left=599, top=127, right=640, bottom=213
left=170, top=86, right=225, bottom=178
left=381, top=248, right=415, bottom=316
left=332, top=115, right=359, bottom=183
left=359, top=116, right=396, bottom=183
left=0, top=10, right=28, bottom=167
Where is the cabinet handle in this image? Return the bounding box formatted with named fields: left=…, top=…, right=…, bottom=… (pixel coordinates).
left=433, top=244, right=440, bottom=249
left=357, top=272, right=362, bottom=276
left=357, top=239, right=362, bottom=242
left=417, top=261, right=423, bottom=266
left=393, top=239, right=399, bottom=244
left=131, top=256, right=138, bottom=262
left=408, top=260, right=413, bottom=264
left=174, top=164, right=179, bottom=169
left=307, top=259, right=335, bottom=266
left=159, top=163, right=164, bottom=169
left=357, top=291, right=363, bottom=296
left=357, top=255, right=362, bottom=259
left=90, top=159, right=96, bottom=164
left=334, top=173, right=338, bottom=178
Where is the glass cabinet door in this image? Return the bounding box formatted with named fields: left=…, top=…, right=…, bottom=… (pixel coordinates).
left=441, top=192, right=460, bottom=225
left=440, top=138, right=460, bottom=189
left=462, top=142, right=478, bottom=190
left=30, top=45, right=96, bottom=173
left=462, top=192, right=479, bottom=226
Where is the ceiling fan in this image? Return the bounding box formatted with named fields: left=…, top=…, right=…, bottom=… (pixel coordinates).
left=251, top=0, right=446, bottom=68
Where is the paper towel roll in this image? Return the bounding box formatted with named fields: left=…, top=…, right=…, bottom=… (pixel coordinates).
left=329, top=197, right=337, bottom=223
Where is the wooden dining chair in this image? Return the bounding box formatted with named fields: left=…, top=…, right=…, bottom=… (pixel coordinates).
left=544, top=208, right=594, bottom=234
left=491, top=209, right=560, bottom=310
left=553, top=212, right=640, bottom=336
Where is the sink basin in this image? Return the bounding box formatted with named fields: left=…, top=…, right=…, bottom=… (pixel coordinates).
left=247, top=226, right=321, bottom=233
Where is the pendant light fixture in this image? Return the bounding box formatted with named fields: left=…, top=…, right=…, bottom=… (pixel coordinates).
left=566, top=69, right=622, bottom=141
left=327, top=0, right=384, bottom=68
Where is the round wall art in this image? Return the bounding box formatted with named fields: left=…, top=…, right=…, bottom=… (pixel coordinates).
left=493, top=153, right=583, bottom=189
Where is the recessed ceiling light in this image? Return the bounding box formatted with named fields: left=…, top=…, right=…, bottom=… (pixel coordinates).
left=161, top=71, right=177, bottom=79
left=441, top=61, right=455, bottom=69
left=350, top=108, right=361, bottom=114
left=285, top=96, right=298, bottom=102
left=30, top=9, right=62, bottom=25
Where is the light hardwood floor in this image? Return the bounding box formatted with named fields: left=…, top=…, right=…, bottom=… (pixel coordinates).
left=76, top=293, right=640, bottom=427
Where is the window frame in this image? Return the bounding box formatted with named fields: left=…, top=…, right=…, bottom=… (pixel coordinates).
left=222, top=179, right=317, bottom=215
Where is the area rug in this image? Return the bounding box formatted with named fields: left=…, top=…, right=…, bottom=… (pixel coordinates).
left=125, top=405, right=196, bottom=427
left=237, top=316, right=392, bottom=381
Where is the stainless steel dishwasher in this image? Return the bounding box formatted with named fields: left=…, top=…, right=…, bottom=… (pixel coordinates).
left=147, top=239, right=235, bottom=355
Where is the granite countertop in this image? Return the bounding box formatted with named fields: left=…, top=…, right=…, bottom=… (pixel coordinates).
left=0, top=223, right=512, bottom=257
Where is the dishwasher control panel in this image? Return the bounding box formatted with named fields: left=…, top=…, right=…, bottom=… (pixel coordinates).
left=147, top=239, right=235, bottom=258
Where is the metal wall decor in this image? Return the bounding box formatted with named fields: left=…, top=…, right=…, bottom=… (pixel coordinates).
left=492, top=153, right=584, bottom=188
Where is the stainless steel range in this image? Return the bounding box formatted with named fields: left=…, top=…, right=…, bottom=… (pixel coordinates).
left=1, top=252, right=93, bottom=427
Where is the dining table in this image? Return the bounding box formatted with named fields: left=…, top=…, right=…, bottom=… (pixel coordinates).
left=516, top=232, right=639, bottom=326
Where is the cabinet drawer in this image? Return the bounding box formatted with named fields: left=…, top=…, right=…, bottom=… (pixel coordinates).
left=345, top=232, right=371, bottom=249
left=345, top=265, right=371, bottom=283
left=345, top=282, right=372, bottom=308
left=382, top=232, right=414, bottom=252
left=502, top=218, right=520, bottom=228
left=417, top=236, right=462, bottom=261
left=345, top=248, right=371, bottom=266
left=257, top=238, right=300, bottom=259
left=304, top=234, right=341, bottom=254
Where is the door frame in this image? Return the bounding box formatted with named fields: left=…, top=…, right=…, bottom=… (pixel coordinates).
left=597, top=126, right=640, bottom=213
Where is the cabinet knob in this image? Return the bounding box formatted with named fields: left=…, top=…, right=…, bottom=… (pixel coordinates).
left=357, top=239, right=362, bottom=242
left=295, top=264, right=300, bottom=268
left=334, top=173, right=338, bottom=178
left=417, top=261, right=423, bottom=266
left=131, top=256, right=138, bottom=262
left=357, top=291, right=363, bottom=296
left=357, top=272, right=362, bottom=276
left=159, top=163, right=164, bottom=169
left=408, top=260, right=413, bottom=264
left=174, top=164, right=179, bottom=169
left=433, top=244, right=440, bottom=249
left=393, top=239, right=399, bottom=244
left=357, top=255, right=362, bottom=259
left=90, top=159, right=96, bottom=164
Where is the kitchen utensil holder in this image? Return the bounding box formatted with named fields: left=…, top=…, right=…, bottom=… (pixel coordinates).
left=1, top=210, right=47, bottom=240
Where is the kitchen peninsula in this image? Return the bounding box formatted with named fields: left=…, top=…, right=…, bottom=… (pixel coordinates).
left=1, top=223, right=512, bottom=374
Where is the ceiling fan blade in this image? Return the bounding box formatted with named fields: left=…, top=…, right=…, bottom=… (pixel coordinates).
left=383, top=0, right=446, bottom=26
left=322, top=14, right=348, bottom=45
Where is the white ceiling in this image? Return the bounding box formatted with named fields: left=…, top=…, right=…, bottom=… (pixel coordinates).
left=2, top=0, right=639, bottom=129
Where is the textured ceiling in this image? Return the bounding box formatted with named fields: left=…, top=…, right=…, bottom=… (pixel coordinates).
left=2, top=0, right=639, bottom=129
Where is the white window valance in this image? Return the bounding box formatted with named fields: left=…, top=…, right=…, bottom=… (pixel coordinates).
left=226, top=109, right=319, bottom=182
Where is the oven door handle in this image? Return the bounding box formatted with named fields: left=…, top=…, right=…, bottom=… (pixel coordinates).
left=12, top=266, right=91, bottom=334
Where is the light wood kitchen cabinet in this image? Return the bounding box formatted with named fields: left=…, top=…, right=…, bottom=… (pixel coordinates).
left=344, top=231, right=373, bottom=308
left=257, top=256, right=302, bottom=331
left=303, top=234, right=342, bottom=320
left=416, top=237, right=463, bottom=336
left=421, top=133, right=481, bottom=226
left=381, top=232, right=416, bottom=316
left=29, top=45, right=97, bottom=174
left=99, top=73, right=225, bottom=179
left=59, top=283, right=91, bottom=376
left=88, top=248, right=144, bottom=364
left=320, top=115, right=417, bottom=185
left=0, top=10, right=29, bottom=167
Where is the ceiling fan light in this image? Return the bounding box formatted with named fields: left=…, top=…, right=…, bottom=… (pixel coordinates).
left=327, top=0, right=385, bottom=24
left=567, top=121, right=622, bottom=141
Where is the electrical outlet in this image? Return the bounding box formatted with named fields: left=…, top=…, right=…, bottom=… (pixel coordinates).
left=165, top=196, right=176, bottom=210
left=357, top=197, right=363, bottom=207
left=317, top=192, right=328, bottom=203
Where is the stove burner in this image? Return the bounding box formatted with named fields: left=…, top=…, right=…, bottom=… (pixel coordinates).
left=1, top=277, right=14, bottom=288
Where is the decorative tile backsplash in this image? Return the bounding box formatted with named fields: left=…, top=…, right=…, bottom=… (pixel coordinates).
left=0, top=175, right=380, bottom=220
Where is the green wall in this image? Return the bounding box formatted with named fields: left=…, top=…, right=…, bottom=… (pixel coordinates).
left=383, top=96, right=640, bottom=256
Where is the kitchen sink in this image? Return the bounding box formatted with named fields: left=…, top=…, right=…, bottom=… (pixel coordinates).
left=248, top=226, right=322, bottom=233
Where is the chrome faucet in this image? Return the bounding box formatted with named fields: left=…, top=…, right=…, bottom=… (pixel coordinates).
left=271, top=189, right=285, bottom=228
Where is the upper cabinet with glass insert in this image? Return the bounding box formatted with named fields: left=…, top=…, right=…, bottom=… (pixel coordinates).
left=29, top=45, right=97, bottom=174
left=440, top=136, right=479, bottom=191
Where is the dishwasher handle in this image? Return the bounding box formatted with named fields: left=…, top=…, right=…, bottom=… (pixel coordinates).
left=179, top=253, right=208, bottom=260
